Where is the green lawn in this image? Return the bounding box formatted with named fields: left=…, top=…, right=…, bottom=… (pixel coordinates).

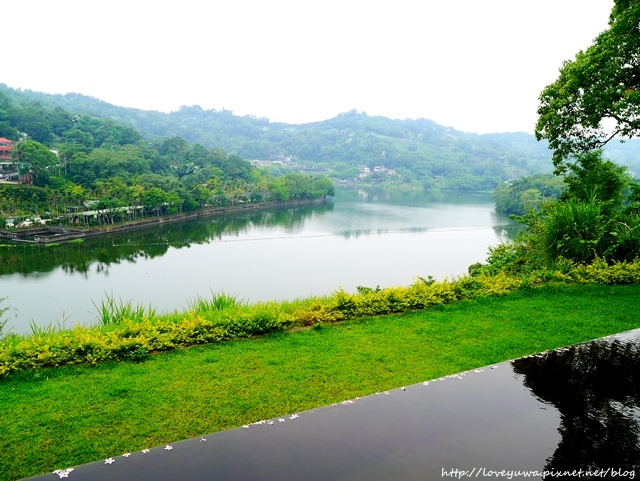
left=2, top=283, right=639, bottom=481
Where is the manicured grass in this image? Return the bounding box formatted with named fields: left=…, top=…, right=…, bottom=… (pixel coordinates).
left=1, top=283, right=639, bottom=481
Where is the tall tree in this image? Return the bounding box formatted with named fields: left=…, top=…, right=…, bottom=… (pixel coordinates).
left=535, top=1, right=640, bottom=172
left=11, top=140, right=58, bottom=180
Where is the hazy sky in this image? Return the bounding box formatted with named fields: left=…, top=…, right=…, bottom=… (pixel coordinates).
left=3, top=1, right=613, bottom=134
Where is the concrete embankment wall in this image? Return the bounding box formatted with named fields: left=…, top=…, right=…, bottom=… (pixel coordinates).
left=2, top=198, right=327, bottom=244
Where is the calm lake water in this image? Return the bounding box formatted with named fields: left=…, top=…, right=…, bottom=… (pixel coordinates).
left=1, top=188, right=518, bottom=334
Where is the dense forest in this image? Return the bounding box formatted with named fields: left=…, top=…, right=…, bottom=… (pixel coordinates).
left=492, top=174, right=566, bottom=215
left=0, top=91, right=334, bottom=228
left=0, top=84, right=560, bottom=191
left=5, top=83, right=640, bottom=194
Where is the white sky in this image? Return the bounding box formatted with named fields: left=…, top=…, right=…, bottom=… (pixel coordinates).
left=3, top=1, right=613, bottom=134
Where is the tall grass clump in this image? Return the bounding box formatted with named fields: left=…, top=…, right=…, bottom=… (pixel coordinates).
left=187, top=290, right=242, bottom=313
left=29, top=320, right=65, bottom=337
left=540, top=199, right=604, bottom=264
left=0, top=297, right=15, bottom=341
left=92, top=294, right=158, bottom=326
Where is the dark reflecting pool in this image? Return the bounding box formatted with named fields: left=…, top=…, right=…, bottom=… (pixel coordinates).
left=29, top=331, right=640, bottom=481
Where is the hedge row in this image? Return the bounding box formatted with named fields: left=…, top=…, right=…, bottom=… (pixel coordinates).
left=1, top=258, right=638, bottom=377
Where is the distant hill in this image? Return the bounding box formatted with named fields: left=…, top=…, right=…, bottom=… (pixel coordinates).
left=4, top=83, right=637, bottom=189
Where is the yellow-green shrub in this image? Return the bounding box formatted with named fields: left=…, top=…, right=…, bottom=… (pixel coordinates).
left=3, top=258, right=640, bottom=377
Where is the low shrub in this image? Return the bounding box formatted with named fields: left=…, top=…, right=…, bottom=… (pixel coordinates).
left=565, top=256, right=640, bottom=284
left=2, top=258, right=640, bottom=377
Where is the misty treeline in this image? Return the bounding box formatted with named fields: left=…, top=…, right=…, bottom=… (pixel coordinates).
left=0, top=91, right=334, bottom=226
left=1, top=85, right=562, bottom=191
left=7, top=84, right=640, bottom=192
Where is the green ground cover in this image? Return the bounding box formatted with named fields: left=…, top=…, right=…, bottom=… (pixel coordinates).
left=1, top=283, right=639, bottom=481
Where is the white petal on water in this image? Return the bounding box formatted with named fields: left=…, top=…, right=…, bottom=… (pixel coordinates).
left=53, top=468, right=74, bottom=479
left=105, top=458, right=115, bottom=465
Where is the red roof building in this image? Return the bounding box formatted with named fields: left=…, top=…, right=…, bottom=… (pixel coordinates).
left=0, top=138, right=14, bottom=161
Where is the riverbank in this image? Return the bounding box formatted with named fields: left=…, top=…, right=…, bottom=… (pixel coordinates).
left=2, top=282, right=639, bottom=481
left=0, top=197, right=329, bottom=244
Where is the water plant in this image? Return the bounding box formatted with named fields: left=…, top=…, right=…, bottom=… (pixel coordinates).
left=186, top=290, right=241, bottom=313
left=92, top=294, right=158, bottom=326
left=0, top=297, right=15, bottom=341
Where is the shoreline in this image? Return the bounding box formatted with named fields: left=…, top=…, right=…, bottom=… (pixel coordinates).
left=0, top=197, right=329, bottom=244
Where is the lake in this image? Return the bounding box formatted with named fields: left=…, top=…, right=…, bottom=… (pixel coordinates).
left=1, top=188, right=518, bottom=335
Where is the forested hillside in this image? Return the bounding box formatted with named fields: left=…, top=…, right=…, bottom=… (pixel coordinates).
left=0, top=84, right=558, bottom=191
left=0, top=90, right=334, bottom=228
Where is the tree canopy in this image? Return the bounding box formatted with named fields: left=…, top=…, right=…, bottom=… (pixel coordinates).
left=535, top=0, right=640, bottom=172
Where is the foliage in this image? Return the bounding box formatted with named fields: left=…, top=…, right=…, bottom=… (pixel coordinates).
left=494, top=151, right=640, bottom=267
left=0, top=90, right=335, bottom=230
left=0, top=297, right=15, bottom=341
left=535, top=0, right=640, bottom=169
left=531, top=1, right=640, bottom=268
left=92, top=296, right=158, bottom=326
left=187, top=291, right=241, bottom=313
left=493, top=174, right=565, bottom=215
left=11, top=139, right=58, bottom=181
left=2, top=283, right=639, bottom=481
left=561, top=150, right=630, bottom=211
left=562, top=256, right=640, bottom=285
left=537, top=199, right=605, bottom=265
left=0, top=84, right=563, bottom=192
left=5, top=258, right=640, bottom=377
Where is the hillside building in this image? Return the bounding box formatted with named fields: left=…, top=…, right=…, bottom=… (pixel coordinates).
left=0, top=137, right=13, bottom=161
left=0, top=138, right=15, bottom=179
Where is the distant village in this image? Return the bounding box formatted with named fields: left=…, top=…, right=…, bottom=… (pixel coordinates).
left=249, top=154, right=398, bottom=184
left=0, top=137, right=59, bottom=184
left=0, top=137, right=16, bottom=181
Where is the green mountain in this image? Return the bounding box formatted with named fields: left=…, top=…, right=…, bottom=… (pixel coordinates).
left=3, top=83, right=618, bottom=191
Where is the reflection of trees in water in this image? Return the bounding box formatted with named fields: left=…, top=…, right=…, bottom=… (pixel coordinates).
left=512, top=337, right=640, bottom=472
left=350, top=188, right=495, bottom=206
left=491, top=223, right=523, bottom=241
left=0, top=203, right=333, bottom=277
left=337, top=227, right=430, bottom=239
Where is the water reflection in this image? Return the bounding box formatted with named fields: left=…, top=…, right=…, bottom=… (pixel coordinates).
left=0, top=190, right=520, bottom=279
left=38, top=332, right=640, bottom=481
left=1, top=189, right=521, bottom=334
left=513, top=333, right=640, bottom=472
left=0, top=202, right=334, bottom=277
